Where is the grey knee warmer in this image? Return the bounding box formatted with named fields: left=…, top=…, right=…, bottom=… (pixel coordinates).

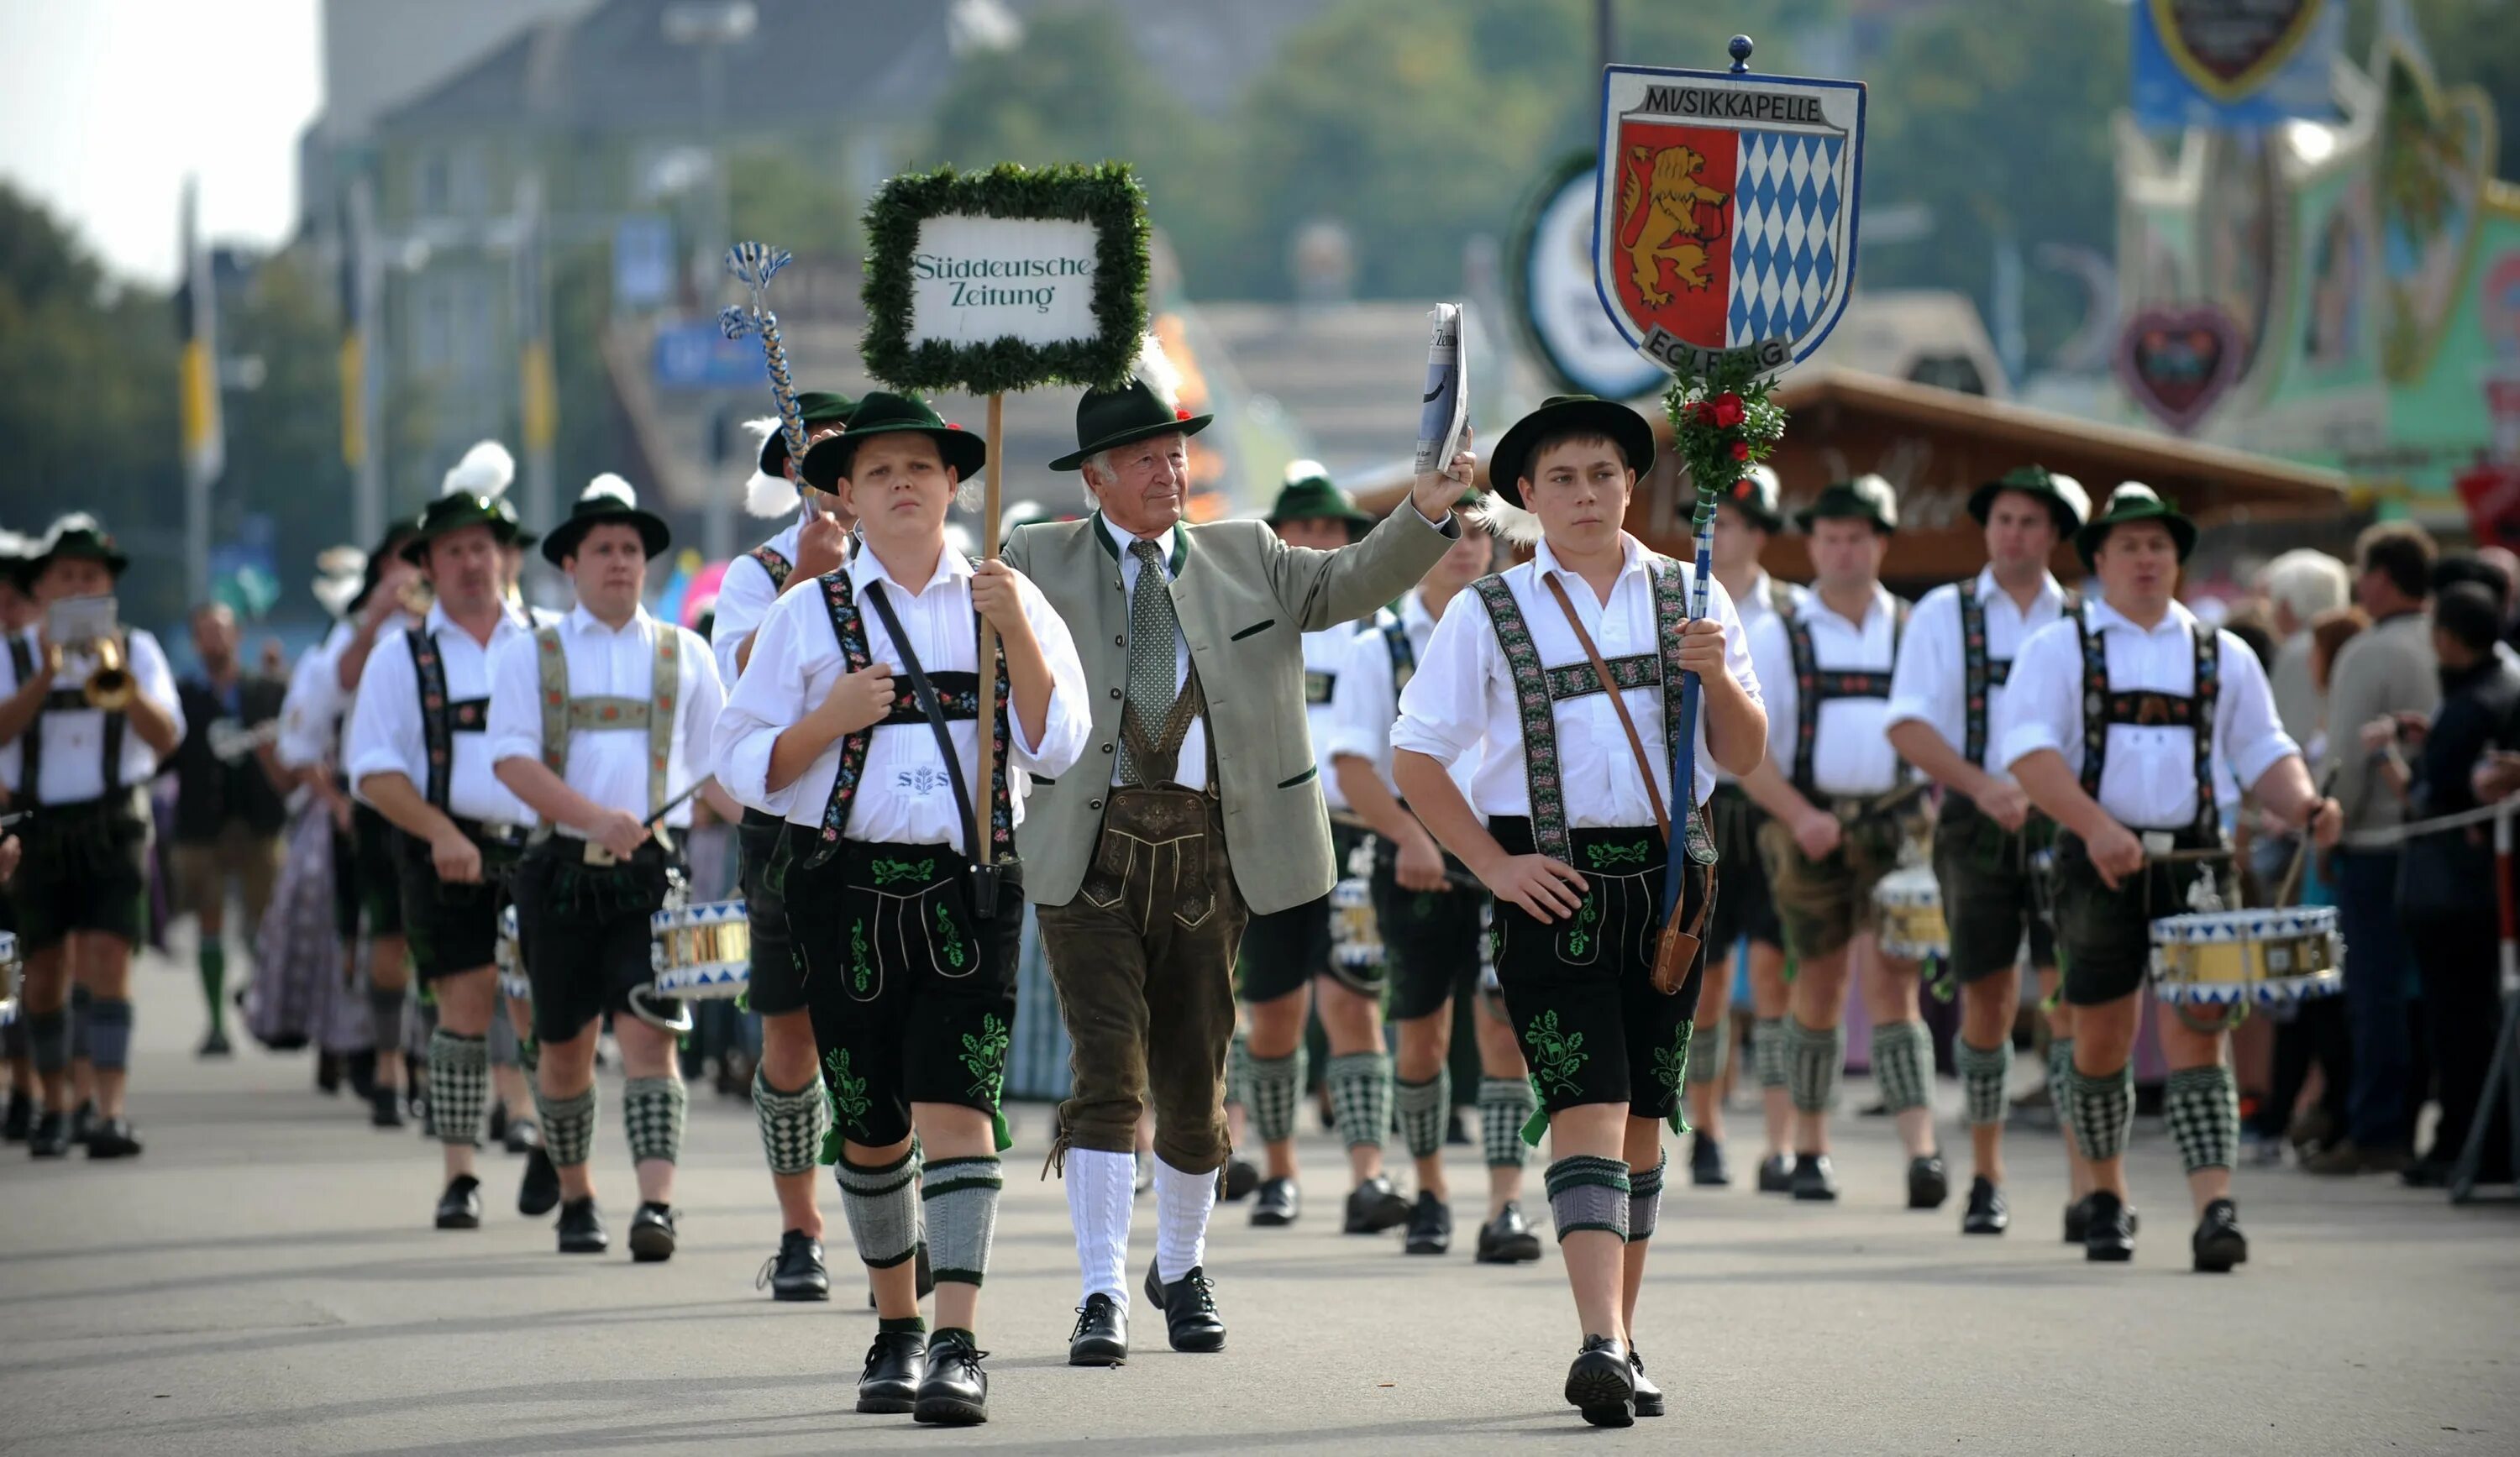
left=1688, top=1016, right=1730, bottom=1085
left=835, top=1144, right=923, bottom=1270
left=1247, top=1048, right=1305, bottom=1145
left=1479, top=1076, right=1536, bottom=1170
left=1754, top=1015, right=1791, bottom=1089
left=1787, top=1019, right=1845, bottom=1115
left=1871, top=1019, right=1933, bottom=1114
left=1395, top=1070, right=1449, bottom=1161
left=921, top=1154, right=1003, bottom=1287
left=1629, top=1151, right=1667, bottom=1242
left=2067, top=1062, right=2136, bottom=1163
left=538, top=1083, right=599, bottom=1168
left=1545, top=1154, right=1631, bottom=1242
left=85, top=998, right=133, bottom=1072
left=1325, top=1051, right=1391, bottom=1152
left=753, top=1069, right=828, bottom=1177
left=1954, top=1039, right=2013, bottom=1129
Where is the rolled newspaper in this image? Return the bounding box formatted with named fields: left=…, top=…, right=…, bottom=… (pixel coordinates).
left=1415, top=303, right=1469, bottom=476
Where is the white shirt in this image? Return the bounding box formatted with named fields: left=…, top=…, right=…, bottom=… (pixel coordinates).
left=1327, top=589, right=1478, bottom=802
left=1886, top=568, right=2073, bottom=776
left=486, top=605, right=724, bottom=834
left=1747, top=583, right=1905, bottom=798
left=711, top=542, right=1090, bottom=852
left=1100, top=512, right=1208, bottom=789
left=1716, top=569, right=1798, bottom=784
left=345, top=600, right=537, bottom=826
left=0, top=625, right=183, bottom=805
left=1302, top=618, right=1373, bottom=810
left=276, top=621, right=353, bottom=771
left=1996, top=598, right=2297, bottom=832
left=709, top=514, right=806, bottom=686
left=1393, top=533, right=1757, bottom=825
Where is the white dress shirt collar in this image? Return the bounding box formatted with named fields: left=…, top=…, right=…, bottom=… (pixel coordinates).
left=1972, top=566, right=2067, bottom=612
left=2087, top=595, right=2197, bottom=640
left=1095, top=512, right=1185, bottom=576
left=1800, top=579, right=1896, bottom=632
left=565, top=602, right=650, bottom=638
left=851, top=540, right=974, bottom=599
left=423, top=598, right=528, bottom=642
left=1530, top=531, right=1650, bottom=594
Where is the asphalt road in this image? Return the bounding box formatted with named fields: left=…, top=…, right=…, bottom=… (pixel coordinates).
left=2, top=958, right=2515, bottom=1455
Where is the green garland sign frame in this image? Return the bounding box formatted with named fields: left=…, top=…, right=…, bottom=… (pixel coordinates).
left=860, top=160, right=1150, bottom=396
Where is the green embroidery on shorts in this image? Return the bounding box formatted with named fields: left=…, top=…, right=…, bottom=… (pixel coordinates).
left=1524, top=1009, right=1589, bottom=1099
left=960, top=1013, right=1011, bottom=1103
left=822, top=1046, right=870, bottom=1132
left=849, top=921, right=873, bottom=993
left=870, top=857, right=933, bottom=886
left=1565, top=895, right=1599, bottom=957
left=935, top=900, right=968, bottom=970
left=1586, top=841, right=1650, bottom=869
left=1651, top=1020, right=1694, bottom=1094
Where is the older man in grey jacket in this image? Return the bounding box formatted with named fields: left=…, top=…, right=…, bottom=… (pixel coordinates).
left=2314, top=522, right=2438, bottom=1176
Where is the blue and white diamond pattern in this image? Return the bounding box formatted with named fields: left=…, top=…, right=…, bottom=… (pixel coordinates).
left=1725, top=130, right=1847, bottom=350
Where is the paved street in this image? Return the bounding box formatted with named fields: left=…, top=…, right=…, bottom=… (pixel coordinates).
left=2, top=957, right=2515, bottom=1456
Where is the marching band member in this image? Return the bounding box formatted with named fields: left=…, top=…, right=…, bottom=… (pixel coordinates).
left=708, top=389, right=858, bottom=1302
left=484, top=501, right=550, bottom=1169
left=1999, top=483, right=2339, bottom=1269
left=1698, top=465, right=1800, bottom=1189
left=715, top=391, right=1088, bottom=1424
left=0, top=515, right=185, bottom=1159
left=1236, top=464, right=1410, bottom=1235
left=1885, top=466, right=2089, bottom=1236
left=489, top=476, right=730, bottom=1262
left=0, top=530, right=40, bottom=1142
left=1394, top=396, right=1764, bottom=1427
left=1740, top=476, right=1941, bottom=1207
left=1326, top=488, right=1544, bottom=1260
left=168, top=601, right=288, bottom=1059
left=344, top=464, right=537, bottom=1229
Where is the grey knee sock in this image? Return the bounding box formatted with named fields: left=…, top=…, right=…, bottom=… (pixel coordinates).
left=835, top=1144, right=923, bottom=1270
left=2165, top=1065, right=2239, bottom=1175
left=69, top=985, right=92, bottom=1061
left=25, top=1009, right=67, bottom=1073
left=1786, top=1019, right=1845, bottom=1114
left=1872, top=1019, right=1933, bottom=1114
left=1247, top=1048, right=1305, bottom=1145
left=1326, top=1051, right=1391, bottom=1153
left=1955, top=1039, right=2013, bottom=1129
left=1688, top=1016, right=1730, bottom=1085
left=1395, top=1070, right=1449, bottom=1161
left=85, top=998, right=133, bottom=1071
left=921, top=1154, right=1003, bottom=1287
left=1754, top=1016, right=1790, bottom=1090
left=1544, top=1154, right=1631, bottom=1242
left=622, top=1076, right=687, bottom=1166
left=753, top=1068, right=827, bottom=1177
left=1479, top=1076, right=1536, bottom=1170
left=537, top=1083, right=598, bottom=1168
left=1226, top=1031, right=1252, bottom=1112
left=1629, top=1151, right=1667, bottom=1242
left=368, top=986, right=407, bottom=1056
left=2067, top=1062, right=2135, bottom=1163
left=428, top=1029, right=489, bottom=1148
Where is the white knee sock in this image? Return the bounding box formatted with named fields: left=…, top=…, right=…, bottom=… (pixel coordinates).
left=1065, top=1147, right=1135, bottom=1310
left=1154, top=1156, right=1218, bottom=1283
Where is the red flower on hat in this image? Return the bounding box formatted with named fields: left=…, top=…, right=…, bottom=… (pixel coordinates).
left=1175, top=408, right=1192, bottom=421
left=947, top=422, right=963, bottom=430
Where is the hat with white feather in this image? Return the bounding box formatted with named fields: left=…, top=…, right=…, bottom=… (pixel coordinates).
left=29, top=512, right=130, bottom=578
left=1048, top=333, right=1213, bottom=471
left=401, top=440, right=523, bottom=563
left=542, top=473, right=670, bottom=566
left=312, top=544, right=368, bottom=619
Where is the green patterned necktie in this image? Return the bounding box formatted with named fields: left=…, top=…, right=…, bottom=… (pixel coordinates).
left=1120, top=537, right=1181, bottom=786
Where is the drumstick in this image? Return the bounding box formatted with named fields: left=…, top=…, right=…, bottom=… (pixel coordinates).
left=643, top=780, right=705, bottom=831
left=2272, top=763, right=2344, bottom=909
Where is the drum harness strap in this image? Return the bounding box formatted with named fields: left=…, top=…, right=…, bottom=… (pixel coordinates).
left=1784, top=596, right=1914, bottom=810
left=530, top=621, right=683, bottom=916
left=1955, top=586, right=2079, bottom=872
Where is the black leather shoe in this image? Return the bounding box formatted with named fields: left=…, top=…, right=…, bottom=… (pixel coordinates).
left=197, top=1028, right=232, bottom=1058
left=2192, top=1198, right=2248, bottom=1273
left=1068, top=1292, right=1128, bottom=1366
left=1403, top=1192, right=1452, bottom=1255
left=86, top=1117, right=143, bottom=1159
left=913, top=1329, right=989, bottom=1426
left=1630, top=1348, right=1667, bottom=1418
left=1251, top=1176, right=1300, bottom=1227
left=1564, top=1335, right=1635, bottom=1428
left=1756, top=1152, right=1794, bottom=1193
left=28, top=1110, right=70, bottom=1158
left=1143, top=1259, right=1226, bottom=1353
left=556, top=1196, right=607, bottom=1253
left=1221, top=1156, right=1261, bottom=1202
left=3, top=1091, right=29, bottom=1142
left=435, top=1174, right=483, bottom=1230
left=1907, top=1153, right=1950, bottom=1209
left=314, top=1051, right=344, bottom=1096
left=70, top=1100, right=94, bottom=1144
left=502, top=1114, right=542, bottom=1156
left=1344, top=1174, right=1411, bottom=1234
left=857, top=1329, right=926, bottom=1414
left=759, top=1229, right=830, bottom=1302
left=1961, top=1177, right=2008, bottom=1234
left=629, top=1202, right=677, bottom=1262
left=1790, top=1153, right=1839, bottom=1202
left=1689, top=1131, right=1730, bottom=1187
left=2083, top=1190, right=2134, bottom=1262
left=1475, top=1201, right=1543, bottom=1263
left=517, top=1146, right=561, bottom=1217
left=2063, top=1195, right=2088, bottom=1245
left=370, top=1085, right=405, bottom=1129
left=345, top=1048, right=377, bottom=1100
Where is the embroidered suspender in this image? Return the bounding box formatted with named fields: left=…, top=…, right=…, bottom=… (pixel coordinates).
left=1303, top=668, right=1337, bottom=706
left=406, top=626, right=488, bottom=811
left=532, top=624, right=683, bottom=816
left=1958, top=587, right=2082, bottom=766
left=7, top=634, right=132, bottom=808
left=1785, top=599, right=1908, bottom=794
left=2073, top=608, right=2220, bottom=837
left=1381, top=616, right=1415, bottom=699
left=750, top=543, right=794, bottom=592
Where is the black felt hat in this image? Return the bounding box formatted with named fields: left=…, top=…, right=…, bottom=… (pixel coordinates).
left=402, top=441, right=523, bottom=564
left=29, top=514, right=130, bottom=578
left=1487, top=395, right=1656, bottom=508
left=541, top=475, right=671, bottom=565
left=798, top=391, right=986, bottom=490
left=1264, top=463, right=1373, bottom=532
left=1968, top=464, right=2090, bottom=535
left=759, top=391, right=858, bottom=477
left=2074, top=481, right=2196, bottom=571
left=1794, top=475, right=1900, bottom=535
left=1714, top=463, right=1785, bottom=532
left=1048, top=378, right=1211, bottom=472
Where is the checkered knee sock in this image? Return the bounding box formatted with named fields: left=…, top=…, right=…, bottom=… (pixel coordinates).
left=1872, top=1019, right=1933, bottom=1114
left=537, top=1084, right=598, bottom=1168
left=2165, top=1064, right=2239, bottom=1176
left=921, top=1155, right=1002, bottom=1287
left=1545, top=1155, right=1631, bottom=1242
left=1629, top=1151, right=1667, bottom=1242
left=623, top=1076, right=686, bottom=1166
left=753, top=1068, right=827, bottom=1177
left=2047, top=1037, right=2077, bottom=1150
left=2067, top=1062, right=2135, bottom=1163
left=1954, top=1039, right=2013, bottom=1129
left=835, top=1144, right=922, bottom=1271
left=1395, top=1070, right=1449, bottom=1161
left=1688, top=1016, right=1730, bottom=1085
left=1786, top=1018, right=1845, bottom=1115
left=1247, top=1048, right=1304, bottom=1145
left=1754, top=1016, right=1791, bottom=1090
left=428, top=1029, right=489, bottom=1148
left=1479, top=1077, right=1535, bottom=1169
left=1326, top=1051, right=1391, bottom=1153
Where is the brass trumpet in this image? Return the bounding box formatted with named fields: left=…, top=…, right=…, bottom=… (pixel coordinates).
left=48, top=632, right=135, bottom=711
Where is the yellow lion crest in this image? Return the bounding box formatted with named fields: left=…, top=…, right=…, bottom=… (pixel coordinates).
left=1620, top=144, right=1730, bottom=307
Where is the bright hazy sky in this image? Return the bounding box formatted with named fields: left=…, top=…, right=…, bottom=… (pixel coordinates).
left=0, top=0, right=322, bottom=286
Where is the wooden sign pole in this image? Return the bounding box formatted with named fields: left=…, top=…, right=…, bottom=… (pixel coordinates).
left=974, top=390, right=1005, bottom=871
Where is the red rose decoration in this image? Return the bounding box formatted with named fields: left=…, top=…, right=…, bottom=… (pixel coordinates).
left=1712, top=394, right=1745, bottom=428
left=1731, top=441, right=1751, bottom=461
left=1175, top=408, right=1192, bottom=421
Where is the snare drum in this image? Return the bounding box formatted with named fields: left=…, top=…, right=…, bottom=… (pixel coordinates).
left=2149, top=907, right=2344, bottom=1007
left=1874, top=864, right=1950, bottom=962
left=649, top=899, right=752, bottom=1001
left=496, top=905, right=531, bottom=1003
left=1328, top=875, right=1383, bottom=974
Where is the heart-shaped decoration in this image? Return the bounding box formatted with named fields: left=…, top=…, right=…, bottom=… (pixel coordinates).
left=2377, top=44, right=2498, bottom=383
left=2150, top=0, right=2327, bottom=102
left=2116, top=306, right=2245, bottom=433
